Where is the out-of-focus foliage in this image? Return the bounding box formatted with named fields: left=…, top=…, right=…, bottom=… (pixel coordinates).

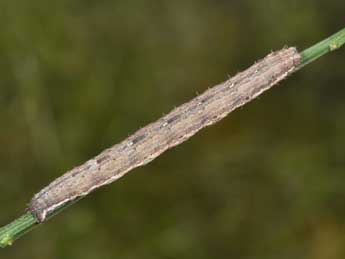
left=1, top=0, right=345, bottom=258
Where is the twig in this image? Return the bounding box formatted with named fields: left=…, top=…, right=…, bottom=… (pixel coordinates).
left=1, top=26, right=345, bottom=248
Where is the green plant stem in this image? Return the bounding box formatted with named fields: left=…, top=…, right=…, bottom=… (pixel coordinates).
left=1, top=26, right=345, bottom=248
left=298, top=26, right=345, bottom=68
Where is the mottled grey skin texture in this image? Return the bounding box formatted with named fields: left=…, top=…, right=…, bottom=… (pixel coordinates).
left=29, top=47, right=301, bottom=222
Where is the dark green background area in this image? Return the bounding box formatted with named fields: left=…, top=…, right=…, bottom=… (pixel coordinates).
left=1, top=1, right=345, bottom=258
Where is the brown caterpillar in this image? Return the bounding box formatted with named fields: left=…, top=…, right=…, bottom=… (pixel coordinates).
left=28, top=47, right=301, bottom=222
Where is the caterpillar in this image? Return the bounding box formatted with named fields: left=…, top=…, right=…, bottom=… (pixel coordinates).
left=28, top=47, right=301, bottom=223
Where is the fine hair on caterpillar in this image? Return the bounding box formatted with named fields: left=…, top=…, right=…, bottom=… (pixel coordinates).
left=28, top=47, right=301, bottom=223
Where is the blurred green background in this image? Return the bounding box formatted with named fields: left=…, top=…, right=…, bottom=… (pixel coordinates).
left=1, top=0, right=345, bottom=258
